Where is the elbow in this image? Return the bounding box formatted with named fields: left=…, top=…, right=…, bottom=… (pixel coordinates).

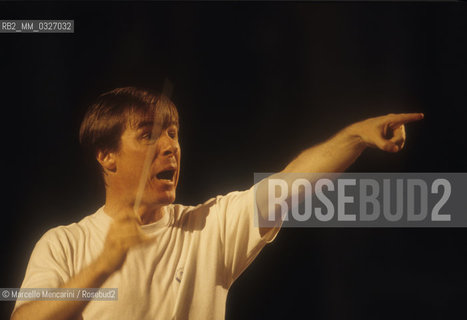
left=10, top=311, right=18, bottom=320
left=10, top=304, right=26, bottom=320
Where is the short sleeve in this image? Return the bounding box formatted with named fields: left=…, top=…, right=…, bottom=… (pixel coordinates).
left=12, top=228, right=72, bottom=313
left=216, top=185, right=281, bottom=287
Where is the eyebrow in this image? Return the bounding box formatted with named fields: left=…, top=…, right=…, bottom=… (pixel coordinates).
left=136, top=120, right=179, bottom=130
left=136, top=121, right=154, bottom=129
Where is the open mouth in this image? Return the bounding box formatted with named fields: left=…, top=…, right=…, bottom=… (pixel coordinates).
left=156, top=169, right=176, bottom=182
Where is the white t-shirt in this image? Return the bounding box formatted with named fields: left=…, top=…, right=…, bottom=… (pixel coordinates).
left=13, top=186, right=280, bottom=319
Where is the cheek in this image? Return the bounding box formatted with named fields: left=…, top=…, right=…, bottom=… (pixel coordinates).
left=118, top=155, right=145, bottom=180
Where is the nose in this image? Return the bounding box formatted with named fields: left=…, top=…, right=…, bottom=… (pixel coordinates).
left=159, top=134, right=179, bottom=157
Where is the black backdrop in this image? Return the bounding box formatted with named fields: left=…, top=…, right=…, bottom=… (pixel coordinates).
left=1, top=1, right=466, bottom=319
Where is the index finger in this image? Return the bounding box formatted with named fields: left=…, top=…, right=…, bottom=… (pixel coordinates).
left=388, top=113, right=424, bottom=129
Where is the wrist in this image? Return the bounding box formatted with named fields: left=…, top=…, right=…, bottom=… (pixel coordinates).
left=343, top=123, right=367, bottom=150
left=93, top=254, right=116, bottom=280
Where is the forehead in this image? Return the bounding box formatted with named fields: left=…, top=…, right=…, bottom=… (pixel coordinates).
left=126, top=102, right=179, bottom=129
left=125, top=112, right=179, bottom=137
left=128, top=117, right=179, bottom=130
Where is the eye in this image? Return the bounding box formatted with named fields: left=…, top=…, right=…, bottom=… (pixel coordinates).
left=168, top=128, right=178, bottom=139
left=141, top=131, right=156, bottom=142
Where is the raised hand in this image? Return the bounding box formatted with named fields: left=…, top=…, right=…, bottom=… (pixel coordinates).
left=98, top=207, right=157, bottom=275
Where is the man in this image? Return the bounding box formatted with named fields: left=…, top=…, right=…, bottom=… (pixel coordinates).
left=11, top=87, right=423, bottom=320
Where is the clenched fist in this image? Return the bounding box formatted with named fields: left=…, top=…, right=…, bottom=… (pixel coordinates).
left=97, top=209, right=156, bottom=275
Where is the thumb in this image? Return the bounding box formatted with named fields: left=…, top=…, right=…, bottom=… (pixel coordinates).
left=373, top=135, right=399, bottom=153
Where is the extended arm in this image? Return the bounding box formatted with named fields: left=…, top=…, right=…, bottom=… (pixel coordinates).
left=256, top=113, right=424, bottom=236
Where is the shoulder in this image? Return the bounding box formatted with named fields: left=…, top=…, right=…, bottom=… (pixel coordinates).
left=169, top=187, right=254, bottom=227
left=37, top=206, right=109, bottom=251
left=168, top=200, right=216, bottom=230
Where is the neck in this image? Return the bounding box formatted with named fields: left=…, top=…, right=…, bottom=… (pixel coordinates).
left=104, top=187, right=165, bottom=225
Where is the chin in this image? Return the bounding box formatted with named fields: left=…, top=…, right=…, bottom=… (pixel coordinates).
left=155, top=192, right=176, bottom=205
left=143, top=182, right=178, bottom=206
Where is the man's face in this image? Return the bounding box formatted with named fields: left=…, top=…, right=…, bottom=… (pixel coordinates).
left=111, top=119, right=181, bottom=208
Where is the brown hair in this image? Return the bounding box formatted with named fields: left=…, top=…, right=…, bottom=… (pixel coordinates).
left=79, top=87, right=179, bottom=156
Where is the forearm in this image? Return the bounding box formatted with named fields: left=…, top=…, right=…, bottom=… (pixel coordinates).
left=11, top=256, right=112, bottom=320
left=283, top=124, right=366, bottom=174
left=263, top=123, right=367, bottom=206
left=256, top=124, right=366, bottom=231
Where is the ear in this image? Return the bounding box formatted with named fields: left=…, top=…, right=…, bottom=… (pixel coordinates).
left=96, top=150, right=117, bottom=173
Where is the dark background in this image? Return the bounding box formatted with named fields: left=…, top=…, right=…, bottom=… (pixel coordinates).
left=1, top=1, right=466, bottom=319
